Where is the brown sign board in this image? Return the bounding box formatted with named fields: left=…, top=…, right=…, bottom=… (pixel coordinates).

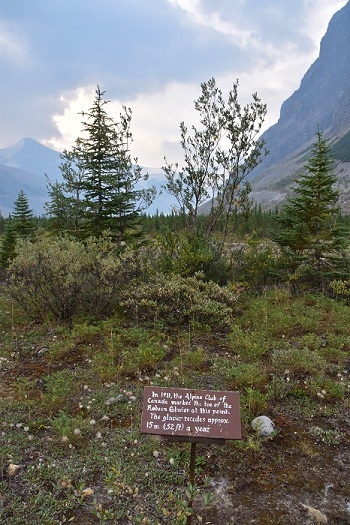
left=140, top=386, right=241, bottom=441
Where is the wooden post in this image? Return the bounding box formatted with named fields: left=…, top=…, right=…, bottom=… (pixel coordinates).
left=186, top=441, right=197, bottom=525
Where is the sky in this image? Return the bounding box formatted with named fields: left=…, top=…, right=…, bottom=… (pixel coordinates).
left=0, top=0, right=348, bottom=169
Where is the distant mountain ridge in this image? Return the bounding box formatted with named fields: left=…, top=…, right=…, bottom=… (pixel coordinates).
left=250, top=1, right=350, bottom=213
left=0, top=139, right=62, bottom=217
left=0, top=138, right=175, bottom=217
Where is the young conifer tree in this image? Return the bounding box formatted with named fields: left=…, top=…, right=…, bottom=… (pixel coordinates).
left=12, top=189, right=36, bottom=238
left=47, top=87, right=155, bottom=241
left=0, top=221, right=17, bottom=269
left=274, top=131, right=349, bottom=287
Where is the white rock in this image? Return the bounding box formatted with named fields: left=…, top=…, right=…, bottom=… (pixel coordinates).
left=251, top=416, right=275, bottom=437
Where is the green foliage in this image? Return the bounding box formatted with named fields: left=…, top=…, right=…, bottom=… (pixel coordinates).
left=214, top=359, right=267, bottom=390
left=0, top=220, right=17, bottom=269
left=44, top=370, right=78, bottom=411
left=329, top=278, right=350, bottom=302
left=121, top=272, right=238, bottom=329
left=0, top=191, right=36, bottom=270
left=271, top=345, right=327, bottom=379
left=5, top=234, right=144, bottom=321
left=157, top=228, right=229, bottom=283
left=45, top=86, right=156, bottom=241
left=12, top=189, right=36, bottom=238
left=273, top=131, right=349, bottom=289
left=1, top=283, right=350, bottom=524
left=163, top=77, right=267, bottom=243
left=230, top=233, right=279, bottom=290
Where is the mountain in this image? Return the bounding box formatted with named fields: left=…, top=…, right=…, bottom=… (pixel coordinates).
left=250, top=1, right=350, bottom=213
left=0, top=138, right=62, bottom=217
left=0, top=138, right=175, bottom=217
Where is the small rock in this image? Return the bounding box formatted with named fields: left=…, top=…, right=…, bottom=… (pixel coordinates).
left=8, top=463, right=21, bottom=476
left=251, top=416, right=275, bottom=437
left=81, top=487, right=94, bottom=498
left=299, top=503, right=328, bottom=523
left=105, top=394, right=126, bottom=405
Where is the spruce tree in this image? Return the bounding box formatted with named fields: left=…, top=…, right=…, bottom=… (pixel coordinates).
left=46, top=87, right=155, bottom=241
left=274, top=131, right=349, bottom=288
left=12, top=190, right=36, bottom=238
left=0, top=221, right=17, bottom=269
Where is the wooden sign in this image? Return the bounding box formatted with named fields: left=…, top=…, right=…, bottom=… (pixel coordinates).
left=140, top=386, right=241, bottom=441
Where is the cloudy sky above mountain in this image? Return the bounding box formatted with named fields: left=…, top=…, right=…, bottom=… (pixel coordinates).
left=1, top=0, right=348, bottom=168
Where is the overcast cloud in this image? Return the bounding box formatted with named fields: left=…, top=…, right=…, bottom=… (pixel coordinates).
left=0, top=0, right=347, bottom=168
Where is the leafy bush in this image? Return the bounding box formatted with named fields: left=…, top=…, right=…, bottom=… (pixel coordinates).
left=156, top=229, right=230, bottom=284
left=230, top=233, right=279, bottom=290
left=5, top=235, right=146, bottom=322
left=121, top=272, right=238, bottom=329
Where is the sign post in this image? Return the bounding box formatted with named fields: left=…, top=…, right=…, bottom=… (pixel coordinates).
left=140, top=386, right=241, bottom=524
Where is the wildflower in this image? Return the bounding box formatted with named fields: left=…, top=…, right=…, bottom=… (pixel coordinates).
left=169, top=458, right=175, bottom=466
left=61, top=436, right=69, bottom=443
left=153, top=450, right=159, bottom=458
left=74, top=428, right=81, bottom=435
left=96, top=432, right=102, bottom=439
left=90, top=419, right=96, bottom=426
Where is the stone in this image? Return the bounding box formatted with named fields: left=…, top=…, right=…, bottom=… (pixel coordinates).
left=299, top=503, right=328, bottom=524
left=251, top=416, right=275, bottom=437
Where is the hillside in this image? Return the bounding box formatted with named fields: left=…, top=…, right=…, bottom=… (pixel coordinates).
left=250, top=1, right=350, bottom=212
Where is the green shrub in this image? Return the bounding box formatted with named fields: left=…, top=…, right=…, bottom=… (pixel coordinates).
left=271, top=345, right=327, bottom=379
left=5, top=234, right=145, bottom=322
left=230, top=233, right=279, bottom=290
left=212, top=358, right=267, bottom=389
left=43, top=370, right=78, bottom=411
left=157, top=229, right=229, bottom=284
left=121, top=272, right=238, bottom=329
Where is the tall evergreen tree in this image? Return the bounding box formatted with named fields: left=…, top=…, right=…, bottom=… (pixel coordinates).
left=46, top=87, right=155, bottom=241
left=273, top=131, right=349, bottom=287
left=0, top=220, right=17, bottom=269
left=12, top=190, right=36, bottom=238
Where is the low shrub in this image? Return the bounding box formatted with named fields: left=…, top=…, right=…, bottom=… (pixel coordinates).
left=5, top=234, right=146, bottom=322
left=121, top=272, right=238, bottom=329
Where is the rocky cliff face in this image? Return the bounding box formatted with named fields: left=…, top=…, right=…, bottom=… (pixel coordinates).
left=250, top=1, right=350, bottom=212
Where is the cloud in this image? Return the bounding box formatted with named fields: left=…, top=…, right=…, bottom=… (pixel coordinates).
left=0, top=21, right=31, bottom=66
left=1, top=0, right=348, bottom=169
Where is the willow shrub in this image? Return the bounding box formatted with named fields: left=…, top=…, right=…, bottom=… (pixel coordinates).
left=6, top=235, right=146, bottom=322
left=121, top=272, right=238, bottom=329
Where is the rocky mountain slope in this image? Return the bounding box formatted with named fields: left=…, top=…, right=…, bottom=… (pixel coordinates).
left=250, top=1, right=350, bottom=213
